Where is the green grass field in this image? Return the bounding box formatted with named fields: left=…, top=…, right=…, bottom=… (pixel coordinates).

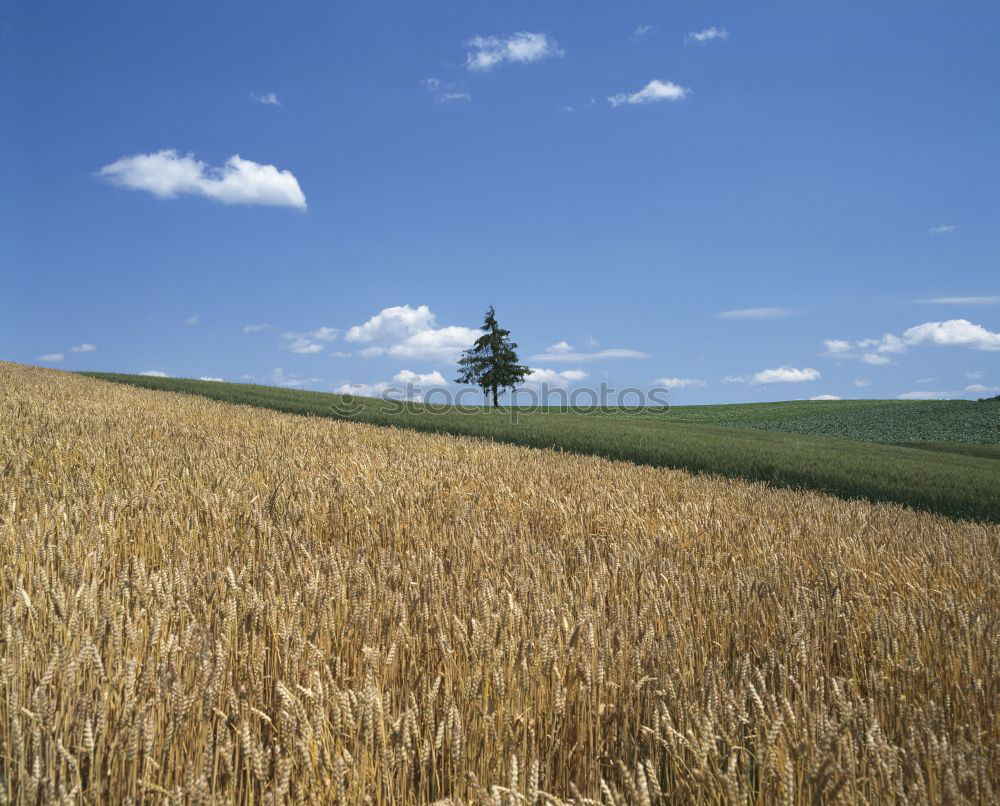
left=82, top=372, right=1000, bottom=523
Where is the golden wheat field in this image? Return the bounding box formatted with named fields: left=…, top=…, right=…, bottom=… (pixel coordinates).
left=1, top=363, right=998, bottom=804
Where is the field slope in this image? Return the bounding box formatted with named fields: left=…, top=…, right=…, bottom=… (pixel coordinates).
left=2, top=363, right=998, bottom=802
left=84, top=372, right=1000, bottom=522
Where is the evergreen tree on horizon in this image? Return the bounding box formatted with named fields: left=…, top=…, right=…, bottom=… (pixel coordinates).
left=455, top=306, right=530, bottom=408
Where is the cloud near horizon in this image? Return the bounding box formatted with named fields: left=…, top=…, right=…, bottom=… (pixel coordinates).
left=653, top=377, right=705, bottom=389
left=827, top=319, right=1000, bottom=363
left=525, top=368, right=587, bottom=388
left=727, top=366, right=820, bottom=384
left=98, top=150, right=307, bottom=209
left=346, top=305, right=479, bottom=362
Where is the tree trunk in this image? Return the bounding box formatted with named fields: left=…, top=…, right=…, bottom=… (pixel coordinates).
left=492, top=385, right=499, bottom=408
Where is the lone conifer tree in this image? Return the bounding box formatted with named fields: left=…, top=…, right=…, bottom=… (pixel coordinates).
left=456, top=306, right=530, bottom=408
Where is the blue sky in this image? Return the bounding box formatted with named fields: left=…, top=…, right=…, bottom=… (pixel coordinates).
left=2, top=1, right=998, bottom=404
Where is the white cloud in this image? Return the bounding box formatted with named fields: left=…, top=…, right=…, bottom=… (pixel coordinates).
left=525, top=368, right=587, bottom=388
left=184, top=314, right=199, bottom=326
left=334, top=381, right=391, bottom=398
left=334, top=369, right=448, bottom=400
left=421, top=77, right=471, bottom=104
left=965, top=384, right=1000, bottom=394
left=858, top=333, right=907, bottom=354
left=244, top=323, right=274, bottom=333
left=466, top=32, right=564, bottom=71
left=70, top=343, right=97, bottom=352
left=250, top=92, right=281, bottom=106
left=686, top=27, right=729, bottom=44
left=653, top=377, right=705, bottom=389
left=530, top=343, right=649, bottom=362
left=966, top=370, right=984, bottom=379
left=271, top=368, right=322, bottom=389
left=903, top=319, right=1000, bottom=351
left=852, top=378, right=872, bottom=387
left=282, top=327, right=339, bottom=354
left=98, top=150, right=307, bottom=209
left=918, top=296, right=999, bottom=305
left=810, top=395, right=841, bottom=401
left=823, top=322, right=1000, bottom=364
left=751, top=366, right=820, bottom=384
left=914, top=377, right=938, bottom=384
left=545, top=340, right=574, bottom=354
left=823, top=339, right=852, bottom=355
left=609, top=79, right=690, bottom=107
left=39, top=353, right=64, bottom=362
left=631, top=25, right=655, bottom=40
left=393, top=369, right=448, bottom=387
left=898, top=390, right=954, bottom=400
left=928, top=224, right=954, bottom=234
left=139, top=370, right=169, bottom=377
left=199, top=376, right=224, bottom=382
left=718, top=307, right=796, bottom=320
left=346, top=305, right=479, bottom=362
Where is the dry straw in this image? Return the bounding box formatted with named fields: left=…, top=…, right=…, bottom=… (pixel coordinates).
left=1, top=363, right=997, bottom=803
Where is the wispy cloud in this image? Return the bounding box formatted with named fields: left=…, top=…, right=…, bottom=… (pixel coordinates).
left=717, top=307, right=796, bottom=320
left=652, top=377, right=705, bottom=389
left=727, top=366, right=820, bottom=384
left=917, top=296, right=999, bottom=305
left=70, top=343, right=97, bottom=352
left=928, top=224, right=954, bottom=235
left=98, top=150, right=307, bottom=209
left=281, top=327, right=339, bottom=355
left=630, top=25, right=655, bottom=40
left=465, top=32, right=564, bottom=72
left=609, top=79, right=690, bottom=107
left=244, top=323, right=274, bottom=333
left=140, top=370, right=169, bottom=377
left=39, top=353, right=64, bottom=362
left=250, top=92, right=281, bottom=106
left=530, top=342, right=649, bottom=363
left=686, top=27, right=729, bottom=44
left=421, top=78, right=471, bottom=104
left=184, top=314, right=199, bottom=326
